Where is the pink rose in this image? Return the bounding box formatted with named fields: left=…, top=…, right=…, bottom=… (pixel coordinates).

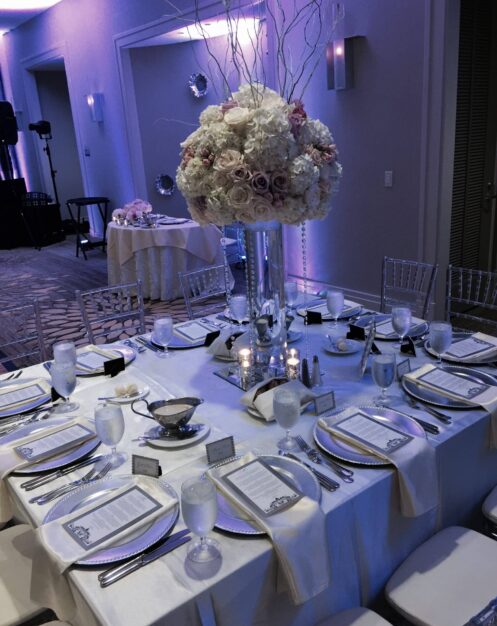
left=271, top=171, right=289, bottom=194
left=251, top=171, right=270, bottom=194
left=221, top=99, right=239, bottom=113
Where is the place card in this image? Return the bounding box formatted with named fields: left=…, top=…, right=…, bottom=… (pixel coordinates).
left=371, top=342, right=382, bottom=354
left=222, top=458, right=303, bottom=517
left=204, top=330, right=220, bottom=347
left=175, top=320, right=214, bottom=342
left=51, top=387, right=63, bottom=402
left=401, top=337, right=417, bottom=356
left=313, top=390, right=336, bottom=415
left=418, top=367, right=490, bottom=400
left=14, top=424, right=95, bottom=463
left=62, top=485, right=162, bottom=551
left=445, top=336, right=495, bottom=359
left=332, top=410, right=413, bottom=455
left=347, top=324, right=365, bottom=340
left=397, top=358, right=411, bottom=379
left=206, top=436, right=236, bottom=465
left=104, top=356, right=125, bottom=378
left=0, top=383, right=46, bottom=410
left=359, top=322, right=376, bottom=377
left=132, top=454, right=161, bottom=478
left=306, top=310, right=322, bottom=325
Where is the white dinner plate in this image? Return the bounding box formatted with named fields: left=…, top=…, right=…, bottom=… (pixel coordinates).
left=142, top=420, right=210, bottom=449
left=323, top=338, right=362, bottom=355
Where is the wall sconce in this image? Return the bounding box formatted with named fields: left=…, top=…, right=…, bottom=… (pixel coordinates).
left=327, top=38, right=357, bottom=90
left=86, top=93, right=104, bottom=122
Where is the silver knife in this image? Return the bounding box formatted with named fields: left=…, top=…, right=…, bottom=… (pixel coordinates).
left=20, top=454, right=105, bottom=491
left=135, top=336, right=161, bottom=352
left=99, top=530, right=191, bottom=587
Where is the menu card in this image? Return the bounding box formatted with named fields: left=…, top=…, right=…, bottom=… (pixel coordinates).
left=77, top=349, right=116, bottom=372
left=418, top=367, right=489, bottom=400
left=174, top=321, right=212, bottom=342
left=222, top=458, right=302, bottom=517
left=445, top=336, right=495, bottom=359
left=14, top=424, right=95, bottom=463
left=0, top=383, right=46, bottom=410
left=331, top=410, right=413, bottom=455
left=375, top=317, right=424, bottom=338
left=62, top=485, right=162, bottom=551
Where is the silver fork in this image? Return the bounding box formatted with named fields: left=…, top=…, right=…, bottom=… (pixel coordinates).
left=30, top=461, right=112, bottom=505
left=295, top=435, right=354, bottom=482
left=404, top=395, right=452, bottom=424
left=123, top=339, right=146, bottom=353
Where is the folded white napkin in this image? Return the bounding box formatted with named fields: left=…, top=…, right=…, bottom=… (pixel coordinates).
left=0, top=416, right=93, bottom=523
left=206, top=329, right=249, bottom=360
left=207, top=452, right=329, bottom=605
left=319, top=407, right=439, bottom=517
left=31, top=475, right=177, bottom=620
left=441, top=332, right=497, bottom=362
left=240, top=379, right=316, bottom=421
left=405, top=363, right=497, bottom=447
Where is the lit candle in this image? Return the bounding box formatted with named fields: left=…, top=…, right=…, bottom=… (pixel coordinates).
left=238, top=348, right=252, bottom=366
left=287, top=347, right=300, bottom=360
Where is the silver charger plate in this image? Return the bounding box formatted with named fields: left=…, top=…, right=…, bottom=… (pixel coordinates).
left=150, top=335, right=204, bottom=350
left=402, top=365, right=497, bottom=409
left=424, top=332, right=497, bottom=365
left=214, top=454, right=321, bottom=535
left=6, top=418, right=101, bottom=474
left=313, top=405, right=426, bottom=466
left=44, top=475, right=179, bottom=565
left=354, top=314, right=429, bottom=340
left=296, top=299, right=362, bottom=322
left=0, top=377, right=51, bottom=419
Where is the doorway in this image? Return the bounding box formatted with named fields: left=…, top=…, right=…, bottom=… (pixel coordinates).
left=449, top=0, right=497, bottom=271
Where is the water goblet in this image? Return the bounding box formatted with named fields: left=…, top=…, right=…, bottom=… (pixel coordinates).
left=94, top=403, right=126, bottom=468
left=50, top=361, right=79, bottom=413
left=229, top=294, right=248, bottom=325
left=284, top=281, right=298, bottom=310
left=391, top=306, right=412, bottom=350
left=429, top=321, right=453, bottom=365
left=181, top=476, right=220, bottom=563
left=326, top=290, right=344, bottom=327
left=152, top=317, right=174, bottom=358
left=273, top=386, right=300, bottom=451
left=53, top=340, right=77, bottom=366
left=371, top=353, right=396, bottom=407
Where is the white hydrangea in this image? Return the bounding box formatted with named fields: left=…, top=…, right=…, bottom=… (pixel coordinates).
left=289, top=155, right=319, bottom=195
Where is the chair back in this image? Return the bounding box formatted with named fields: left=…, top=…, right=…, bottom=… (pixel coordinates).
left=446, top=265, right=497, bottom=333
left=381, top=256, right=438, bottom=318
left=222, top=225, right=245, bottom=266
left=76, top=280, right=145, bottom=344
left=179, top=265, right=228, bottom=319
left=0, top=300, right=47, bottom=368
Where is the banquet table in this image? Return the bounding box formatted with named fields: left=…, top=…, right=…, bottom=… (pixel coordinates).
left=4, top=308, right=497, bottom=626
left=106, top=220, right=226, bottom=300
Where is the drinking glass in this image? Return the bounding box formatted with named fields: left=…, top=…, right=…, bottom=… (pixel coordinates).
left=94, top=403, right=126, bottom=468
left=50, top=362, right=79, bottom=413
left=371, top=354, right=396, bottom=406
left=284, top=281, right=298, bottom=310
left=181, top=476, right=220, bottom=563
left=273, top=387, right=300, bottom=451
left=429, top=321, right=453, bottom=364
left=152, top=317, right=174, bottom=358
left=391, top=306, right=412, bottom=350
left=229, top=294, right=248, bottom=325
left=53, top=340, right=77, bottom=366
left=326, top=290, right=344, bottom=327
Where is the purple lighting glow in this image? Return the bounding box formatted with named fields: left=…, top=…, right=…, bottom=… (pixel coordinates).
left=0, top=1, right=62, bottom=9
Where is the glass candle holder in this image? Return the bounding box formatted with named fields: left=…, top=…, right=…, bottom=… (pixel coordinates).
left=238, top=348, right=253, bottom=366
left=286, top=357, right=300, bottom=380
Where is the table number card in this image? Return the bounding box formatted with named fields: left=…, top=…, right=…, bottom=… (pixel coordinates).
left=62, top=485, right=162, bottom=551
left=347, top=324, right=366, bottom=340
left=332, top=411, right=413, bottom=455
left=14, top=424, right=95, bottom=463
left=313, top=390, right=336, bottom=415
left=222, top=458, right=303, bottom=517
left=306, top=310, right=322, bottom=325
left=206, top=436, right=236, bottom=465
left=418, top=368, right=489, bottom=400
left=104, top=356, right=125, bottom=378
left=132, top=454, right=161, bottom=478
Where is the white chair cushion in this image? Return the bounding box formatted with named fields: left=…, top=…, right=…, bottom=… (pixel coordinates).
left=0, top=524, right=44, bottom=626
left=483, top=486, right=497, bottom=524
left=386, top=526, right=497, bottom=626
left=316, top=607, right=393, bottom=626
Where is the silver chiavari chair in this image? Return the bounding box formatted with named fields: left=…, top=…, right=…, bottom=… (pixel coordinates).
left=0, top=300, right=47, bottom=369
left=446, top=265, right=497, bottom=333
left=178, top=265, right=228, bottom=320
left=381, top=256, right=438, bottom=319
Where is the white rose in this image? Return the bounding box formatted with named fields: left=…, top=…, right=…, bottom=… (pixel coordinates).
left=199, top=105, right=223, bottom=125
left=213, top=149, right=242, bottom=172
left=224, top=107, right=252, bottom=130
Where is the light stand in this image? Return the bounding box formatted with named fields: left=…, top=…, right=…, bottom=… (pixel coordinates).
left=28, top=120, right=60, bottom=207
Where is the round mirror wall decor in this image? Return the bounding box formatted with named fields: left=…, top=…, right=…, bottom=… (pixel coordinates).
left=189, top=73, right=209, bottom=98
left=155, top=174, right=176, bottom=196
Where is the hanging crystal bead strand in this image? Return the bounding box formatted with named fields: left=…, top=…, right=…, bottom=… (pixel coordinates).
left=221, top=226, right=233, bottom=308
left=243, top=227, right=257, bottom=386
left=301, top=222, right=310, bottom=362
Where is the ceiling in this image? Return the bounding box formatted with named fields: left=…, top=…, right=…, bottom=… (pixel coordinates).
left=0, top=1, right=63, bottom=34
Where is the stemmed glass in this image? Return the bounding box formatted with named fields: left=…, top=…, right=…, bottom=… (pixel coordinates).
left=181, top=476, right=220, bottom=563
left=429, top=321, right=453, bottom=365
left=391, top=305, right=412, bottom=350
left=94, top=403, right=126, bottom=468
left=51, top=361, right=79, bottom=413
left=273, top=387, right=300, bottom=451
left=229, top=294, right=248, bottom=326
left=152, top=317, right=174, bottom=358
left=284, top=281, right=298, bottom=311
left=53, top=341, right=77, bottom=366
left=326, top=290, right=344, bottom=327
left=371, top=354, right=396, bottom=407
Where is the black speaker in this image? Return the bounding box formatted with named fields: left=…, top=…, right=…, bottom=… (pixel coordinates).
left=0, top=101, right=18, bottom=145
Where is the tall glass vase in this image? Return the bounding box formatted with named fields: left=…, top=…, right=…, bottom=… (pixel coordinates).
left=242, top=221, right=287, bottom=371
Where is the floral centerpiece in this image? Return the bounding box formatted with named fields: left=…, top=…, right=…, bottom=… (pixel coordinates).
left=176, top=84, right=341, bottom=226
left=112, top=199, right=153, bottom=224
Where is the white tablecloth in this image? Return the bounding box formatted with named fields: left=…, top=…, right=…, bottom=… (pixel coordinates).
left=6, top=311, right=497, bottom=626
left=107, top=221, right=226, bottom=300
